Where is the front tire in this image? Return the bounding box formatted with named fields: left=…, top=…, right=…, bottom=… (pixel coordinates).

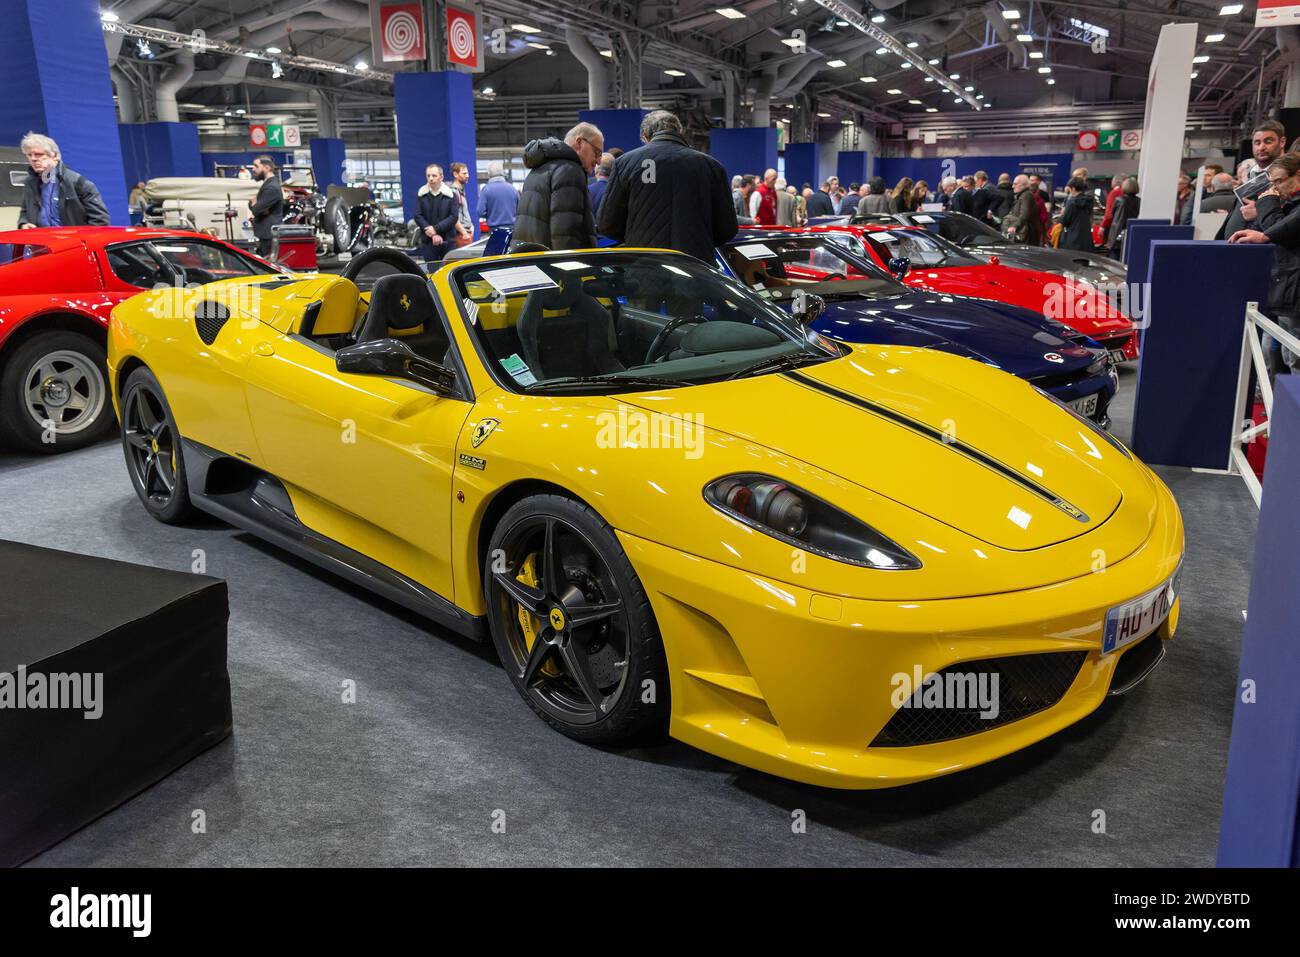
left=0, top=330, right=114, bottom=453
left=485, top=494, right=669, bottom=745
left=120, top=367, right=198, bottom=524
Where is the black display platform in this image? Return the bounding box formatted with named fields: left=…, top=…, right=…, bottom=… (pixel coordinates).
left=0, top=541, right=231, bottom=866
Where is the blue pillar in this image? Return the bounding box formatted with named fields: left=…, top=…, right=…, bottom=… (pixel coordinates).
left=310, top=137, right=347, bottom=190
left=837, top=150, right=869, bottom=186
left=1130, top=241, right=1272, bottom=469
left=578, top=109, right=648, bottom=154
left=118, top=123, right=202, bottom=186
left=1219, top=376, right=1300, bottom=866
left=709, top=128, right=778, bottom=183
left=394, top=71, right=477, bottom=223
left=784, top=143, right=820, bottom=190
left=0, top=0, right=129, bottom=224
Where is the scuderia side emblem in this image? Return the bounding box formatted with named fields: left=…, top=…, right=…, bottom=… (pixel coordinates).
left=471, top=417, right=500, bottom=448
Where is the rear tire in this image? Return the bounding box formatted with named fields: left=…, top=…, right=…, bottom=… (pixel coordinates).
left=485, top=493, right=669, bottom=745
left=0, top=330, right=114, bottom=453
left=324, top=196, right=351, bottom=253
left=120, top=367, right=199, bottom=525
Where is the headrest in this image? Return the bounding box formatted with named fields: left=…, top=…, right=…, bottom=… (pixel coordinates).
left=370, top=273, right=436, bottom=331
left=301, top=277, right=360, bottom=337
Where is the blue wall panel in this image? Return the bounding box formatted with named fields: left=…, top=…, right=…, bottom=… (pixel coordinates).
left=783, top=143, right=819, bottom=190
left=1130, top=240, right=1273, bottom=469
left=1122, top=223, right=1193, bottom=277
left=394, top=71, right=478, bottom=223
left=310, top=137, right=348, bottom=190
left=1218, top=376, right=1300, bottom=866
left=578, top=109, right=648, bottom=154
left=876, top=153, right=1073, bottom=191
left=118, top=123, right=202, bottom=187
left=0, top=0, right=129, bottom=223
left=708, top=127, right=778, bottom=183
left=836, top=150, right=869, bottom=186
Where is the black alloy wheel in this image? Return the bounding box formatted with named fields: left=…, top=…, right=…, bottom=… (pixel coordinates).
left=485, top=494, right=668, bottom=744
left=120, top=367, right=197, bottom=524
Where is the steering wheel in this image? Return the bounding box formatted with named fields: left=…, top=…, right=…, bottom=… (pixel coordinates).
left=644, top=315, right=707, bottom=364
left=341, top=245, right=426, bottom=283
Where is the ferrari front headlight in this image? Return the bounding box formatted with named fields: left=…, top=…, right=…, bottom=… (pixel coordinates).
left=704, top=474, right=922, bottom=570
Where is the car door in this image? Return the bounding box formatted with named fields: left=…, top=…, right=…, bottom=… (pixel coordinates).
left=242, top=308, right=472, bottom=601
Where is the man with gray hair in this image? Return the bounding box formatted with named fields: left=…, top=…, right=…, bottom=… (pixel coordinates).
left=513, top=120, right=604, bottom=250
left=597, top=109, right=737, bottom=262
left=1201, top=171, right=1237, bottom=214
left=17, top=132, right=110, bottom=228
left=476, top=159, right=518, bottom=231
left=588, top=151, right=615, bottom=217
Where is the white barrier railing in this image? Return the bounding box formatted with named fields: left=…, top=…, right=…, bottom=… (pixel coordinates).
left=1229, top=301, right=1300, bottom=507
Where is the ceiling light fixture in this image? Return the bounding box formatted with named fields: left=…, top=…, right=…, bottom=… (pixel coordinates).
left=1219, top=4, right=1243, bottom=13
left=512, top=23, right=541, bottom=32
left=826, top=59, right=847, bottom=67
left=908, top=98, right=922, bottom=104
left=664, top=69, right=686, bottom=76
left=925, top=107, right=938, bottom=112
left=859, top=75, right=877, bottom=82
left=100, top=10, right=118, bottom=22
left=1029, top=50, right=1043, bottom=59
left=1205, top=33, right=1225, bottom=42
left=1037, top=66, right=1051, bottom=73
left=266, top=46, right=282, bottom=54
left=886, top=87, right=902, bottom=94
left=1015, top=33, right=1032, bottom=42
left=716, top=6, right=746, bottom=18
left=1002, top=8, right=1021, bottom=19
left=1193, top=54, right=1209, bottom=63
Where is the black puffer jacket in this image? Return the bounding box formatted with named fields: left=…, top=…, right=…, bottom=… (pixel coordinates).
left=1058, top=192, right=1095, bottom=251
left=511, top=138, right=595, bottom=250
left=597, top=131, right=738, bottom=263
left=17, top=162, right=110, bottom=227
left=1255, top=192, right=1300, bottom=315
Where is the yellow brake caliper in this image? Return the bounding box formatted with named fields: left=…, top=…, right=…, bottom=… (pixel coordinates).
left=516, top=553, right=562, bottom=678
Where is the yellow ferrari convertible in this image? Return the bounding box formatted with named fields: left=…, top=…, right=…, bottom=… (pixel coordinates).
left=107, top=246, right=1184, bottom=789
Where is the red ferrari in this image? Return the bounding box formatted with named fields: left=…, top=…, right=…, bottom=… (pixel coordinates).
left=809, top=223, right=1140, bottom=364
left=0, top=227, right=283, bottom=453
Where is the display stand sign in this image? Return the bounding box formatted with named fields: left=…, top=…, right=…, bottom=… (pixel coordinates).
left=1257, top=1, right=1300, bottom=27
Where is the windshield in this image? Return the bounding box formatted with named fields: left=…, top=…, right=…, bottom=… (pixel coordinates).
left=912, top=212, right=1008, bottom=247
left=453, top=252, right=841, bottom=394
left=851, top=228, right=982, bottom=268
left=721, top=235, right=906, bottom=301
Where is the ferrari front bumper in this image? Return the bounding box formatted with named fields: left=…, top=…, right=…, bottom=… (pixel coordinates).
left=618, top=477, right=1183, bottom=790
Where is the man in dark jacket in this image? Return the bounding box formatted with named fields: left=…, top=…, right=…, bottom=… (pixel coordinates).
left=990, top=173, right=1015, bottom=223
left=414, top=163, right=460, bottom=262
left=512, top=122, right=603, bottom=251
left=597, top=111, right=737, bottom=263
left=971, top=171, right=996, bottom=223
left=806, top=180, right=836, bottom=217
left=17, top=132, right=110, bottom=228
left=1002, top=175, right=1043, bottom=245
left=1058, top=178, right=1095, bottom=251
left=949, top=176, right=975, bottom=215
left=248, top=155, right=284, bottom=256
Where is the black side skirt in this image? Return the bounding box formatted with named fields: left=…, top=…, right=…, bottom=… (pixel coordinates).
left=181, top=440, right=487, bottom=641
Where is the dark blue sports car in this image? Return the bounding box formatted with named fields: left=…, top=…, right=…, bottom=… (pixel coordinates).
left=717, top=231, right=1117, bottom=426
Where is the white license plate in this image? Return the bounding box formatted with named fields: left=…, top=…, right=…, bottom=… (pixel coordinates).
left=1103, top=570, right=1180, bottom=655
left=1108, top=348, right=1127, bottom=364
left=1070, top=393, right=1099, bottom=417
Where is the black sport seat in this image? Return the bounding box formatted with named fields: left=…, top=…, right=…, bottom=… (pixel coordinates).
left=517, top=281, right=624, bottom=380
left=356, top=273, right=450, bottom=362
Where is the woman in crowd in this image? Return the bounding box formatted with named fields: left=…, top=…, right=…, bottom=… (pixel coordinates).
left=1058, top=177, right=1096, bottom=251
left=911, top=180, right=931, bottom=209
left=890, top=177, right=916, bottom=212
left=1229, top=152, right=1300, bottom=378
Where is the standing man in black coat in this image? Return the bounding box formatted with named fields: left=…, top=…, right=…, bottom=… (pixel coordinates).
left=1058, top=177, right=1096, bottom=251
left=17, top=132, right=110, bottom=228
left=805, top=180, right=837, bottom=217
left=512, top=122, right=603, bottom=251
left=413, top=163, right=461, bottom=262
left=248, top=155, right=284, bottom=256
left=949, top=176, right=976, bottom=216
left=970, top=171, right=996, bottom=224
left=597, top=110, right=738, bottom=263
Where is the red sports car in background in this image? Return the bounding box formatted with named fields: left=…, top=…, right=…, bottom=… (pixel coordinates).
left=0, top=227, right=284, bottom=453
left=810, top=223, right=1140, bottom=364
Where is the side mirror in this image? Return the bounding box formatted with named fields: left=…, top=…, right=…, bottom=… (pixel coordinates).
left=335, top=338, right=458, bottom=396
left=887, top=256, right=911, bottom=278
left=791, top=292, right=827, bottom=326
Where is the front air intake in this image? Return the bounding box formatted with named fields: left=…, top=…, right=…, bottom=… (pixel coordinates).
left=871, top=650, right=1087, bottom=747
left=194, top=301, right=231, bottom=345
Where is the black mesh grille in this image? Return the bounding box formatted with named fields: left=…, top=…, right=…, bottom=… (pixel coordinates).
left=195, top=301, right=230, bottom=345
left=871, top=650, right=1087, bottom=747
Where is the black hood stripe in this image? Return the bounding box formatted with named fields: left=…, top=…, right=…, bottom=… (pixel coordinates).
left=783, top=371, right=1090, bottom=524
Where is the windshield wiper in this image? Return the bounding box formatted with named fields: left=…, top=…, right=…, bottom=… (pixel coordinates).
left=725, top=351, right=829, bottom=381
left=526, top=374, right=686, bottom=393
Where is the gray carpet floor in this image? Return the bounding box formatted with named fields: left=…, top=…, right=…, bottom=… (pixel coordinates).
left=3, top=365, right=1258, bottom=866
